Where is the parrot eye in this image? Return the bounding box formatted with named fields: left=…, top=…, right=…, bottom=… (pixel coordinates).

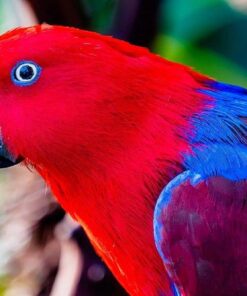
left=11, top=61, right=41, bottom=86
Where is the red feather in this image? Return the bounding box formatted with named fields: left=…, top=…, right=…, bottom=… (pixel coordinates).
left=0, top=25, right=209, bottom=295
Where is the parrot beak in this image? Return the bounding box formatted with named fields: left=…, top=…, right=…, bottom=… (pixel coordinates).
left=0, top=136, right=22, bottom=168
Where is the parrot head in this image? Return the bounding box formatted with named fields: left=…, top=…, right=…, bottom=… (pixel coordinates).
left=0, top=25, right=206, bottom=176
left=0, top=24, right=146, bottom=173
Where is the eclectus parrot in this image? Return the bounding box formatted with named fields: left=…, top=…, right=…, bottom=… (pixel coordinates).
left=0, top=25, right=247, bottom=296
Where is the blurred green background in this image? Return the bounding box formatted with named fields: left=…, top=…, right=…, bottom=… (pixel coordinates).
left=1, top=0, right=247, bottom=295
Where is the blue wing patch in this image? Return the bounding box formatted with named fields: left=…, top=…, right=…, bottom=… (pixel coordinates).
left=184, top=80, right=247, bottom=180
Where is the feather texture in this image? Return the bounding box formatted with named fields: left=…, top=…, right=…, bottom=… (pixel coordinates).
left=154, top=171, right=247, bottom=296
left=186, top=81, right=247, bottom=180
left=0, top=25, right=247, bottom=295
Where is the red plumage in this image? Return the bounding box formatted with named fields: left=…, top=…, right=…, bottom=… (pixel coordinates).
left=0, top=25, right=209, bottom=295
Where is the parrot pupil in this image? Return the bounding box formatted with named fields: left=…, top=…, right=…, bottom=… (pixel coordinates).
left=18, top=65, right=34, bottom=80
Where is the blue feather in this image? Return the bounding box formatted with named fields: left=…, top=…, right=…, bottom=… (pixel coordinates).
left=184, top=81, right=247, bottom=180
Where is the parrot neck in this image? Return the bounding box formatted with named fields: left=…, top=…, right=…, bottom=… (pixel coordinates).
left=43, top=159, right=180, bottom=296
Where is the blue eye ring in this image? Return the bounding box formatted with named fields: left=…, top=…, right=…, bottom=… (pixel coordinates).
left=11, top=61, right=42, bottom=86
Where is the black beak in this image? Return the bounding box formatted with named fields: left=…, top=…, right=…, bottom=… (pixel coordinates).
left=0, top=137, right=22, bottom=168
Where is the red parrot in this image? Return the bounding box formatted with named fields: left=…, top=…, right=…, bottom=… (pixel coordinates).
left=1, top=25, right=247, bottom=296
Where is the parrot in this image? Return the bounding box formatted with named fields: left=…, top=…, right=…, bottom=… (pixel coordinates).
left=0, top=24, right=247, bottom=296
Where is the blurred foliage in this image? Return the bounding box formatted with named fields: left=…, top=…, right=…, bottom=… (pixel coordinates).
left=81, top=0, right=117, bottom=33
left=0, top=276, right=7, bottom=296
left=154, top=35, right=247, bottom=85
left=154, top=0, right=247, bottom=87
left=159, top=0, right=239, bottom=41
